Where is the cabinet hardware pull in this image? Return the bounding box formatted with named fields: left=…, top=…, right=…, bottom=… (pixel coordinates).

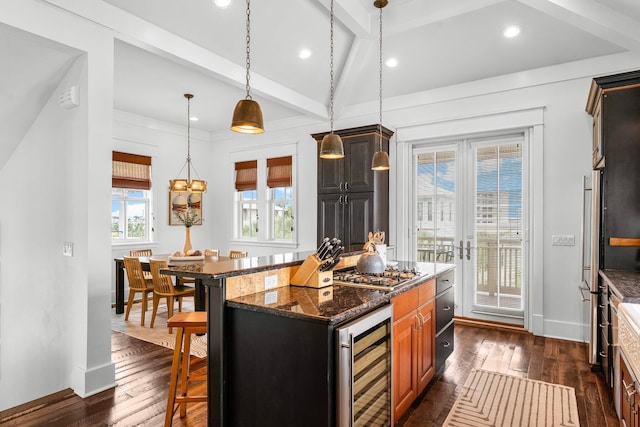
left=442, top=341, right=451, bottom=348
left=345, top=182, right=349, bottom=191
left=623, top=379, right=637, bottom=402
left=598, top=304, right=606, bottom=309
left=418, top=313, right=426, bottom=329
left=442, top=306, right=451, bottom=311
left=599, top=322, right=609, bottom=328
left=339, top=182, right=343, bottom=191
left=344, top=195, right=349, bottom=204
left=338, top=195, right=343, bottom=205
left=413, top=315, right=421, bottom=332
left=599, top=350, right=607, bottom=358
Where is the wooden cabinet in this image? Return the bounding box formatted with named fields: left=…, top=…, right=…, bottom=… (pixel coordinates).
left=620, top=352, right=640, bottom=427
left=392, top=279, right=435, bottom=422
left=313, top=124, right=392, bottom=251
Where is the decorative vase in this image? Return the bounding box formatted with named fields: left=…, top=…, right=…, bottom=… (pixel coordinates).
left=183, top=226, right=192, bottom=254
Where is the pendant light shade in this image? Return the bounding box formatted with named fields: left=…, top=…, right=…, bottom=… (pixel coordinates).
left=320, top=133, right=344, bottom=159
left=371, top=0, right=390, bottom=171
left=319, top=0, right=344, bottom=159
left=231, top=99, right=264, bottom=134
left=231, top=0, right=264, bottom=134
left=170, top=94, right=207, bottom=193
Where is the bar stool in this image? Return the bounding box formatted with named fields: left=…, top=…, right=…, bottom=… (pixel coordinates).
left=165, top=311, right=207, bottom=427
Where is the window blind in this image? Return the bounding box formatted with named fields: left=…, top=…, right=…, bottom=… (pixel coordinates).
left=235, top=160, right=258, bottom=191
left=112, top=151, right=151, bottom=190
left=266, top=156, right=292, bottom=188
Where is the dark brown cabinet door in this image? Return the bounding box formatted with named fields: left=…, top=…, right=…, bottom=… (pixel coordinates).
left=317, top=194, right=344, bottom=244
left=317, top=154, right=345, bottom=194
left=344, top=192, right=374, bottom=251
left=345, top=135, right=376, bottom=193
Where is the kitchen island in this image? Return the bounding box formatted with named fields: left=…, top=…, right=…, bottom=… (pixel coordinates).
left=163, top=252, right=453, bottom=426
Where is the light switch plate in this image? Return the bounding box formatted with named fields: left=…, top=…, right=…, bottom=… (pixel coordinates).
left=63, top=242, right=74, bottom=256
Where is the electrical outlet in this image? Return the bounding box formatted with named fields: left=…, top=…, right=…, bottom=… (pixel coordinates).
left=63, top=242, right=74, bottom=256
left=551, top=235, right=575, bottom=246
left=264, top=274, right=278, bottom=290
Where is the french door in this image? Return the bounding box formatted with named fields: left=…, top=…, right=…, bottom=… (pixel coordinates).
left=413, top=133, right=527, bottom=324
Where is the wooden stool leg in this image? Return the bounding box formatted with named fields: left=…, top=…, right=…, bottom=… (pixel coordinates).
left=165, top=327, right=185, bottom=427
left=179, top=330, right=193, bottom=417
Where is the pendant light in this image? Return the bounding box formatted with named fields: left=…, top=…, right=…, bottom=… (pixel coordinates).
left=371, top=0, right=390, bottom=171
left=231, top=0, right=264, bottom=134
left=170, top=94, right=207, bottom=193
left=319, top=0, right=345, bottom=159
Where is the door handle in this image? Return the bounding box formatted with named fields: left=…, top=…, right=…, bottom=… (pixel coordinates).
left=578, top=285, right=590, bottom=302
left=458, top=240, right=463, bottom=260
left=466, top=241, right=471, bottom=260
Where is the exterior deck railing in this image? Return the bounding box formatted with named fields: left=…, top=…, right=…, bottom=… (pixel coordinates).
left=417, top=236, right=522, bottom=296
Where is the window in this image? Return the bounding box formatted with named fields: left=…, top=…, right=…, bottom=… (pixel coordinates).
left=232, top=148, right=297, bottom=244
left=112, top=151, right=152, bottom=242
left=267, top=156, right=293, bottom=240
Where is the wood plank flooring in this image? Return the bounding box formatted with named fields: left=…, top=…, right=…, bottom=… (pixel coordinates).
left=0, top=324, right=617, bottom=426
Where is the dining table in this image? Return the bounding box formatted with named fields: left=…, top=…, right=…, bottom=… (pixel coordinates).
left=113, top=254, right=230, bottom=314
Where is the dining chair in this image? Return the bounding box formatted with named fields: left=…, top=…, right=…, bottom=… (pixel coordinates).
left=204, top=248, right=220, bottom=256
left=149, top=259, right=196, bottom=333
left=123, top=256, right=155, bottom=326
left=129, top=249, right=154, bottom=281
left=229, top=250, right=248, bottom=259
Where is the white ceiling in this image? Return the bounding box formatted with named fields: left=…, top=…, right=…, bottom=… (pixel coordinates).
left=4, top=0, right=640, bottom=152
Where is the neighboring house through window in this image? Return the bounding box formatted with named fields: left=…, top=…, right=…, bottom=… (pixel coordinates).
left=111, top=151, right=152, bottom=242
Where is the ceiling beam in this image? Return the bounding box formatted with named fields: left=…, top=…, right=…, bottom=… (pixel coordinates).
left=518, top=0, right=640, bottom=52
left=42, top=0, right=328, bottom=119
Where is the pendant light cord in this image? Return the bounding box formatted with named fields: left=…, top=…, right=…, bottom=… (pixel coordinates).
left=378, top=6, right=383, bottom=151
left=245, top=0, right=252, bottom=100
left=329, top=0, right=336, bottom=133
left=186, top=94, right=192, bottom=182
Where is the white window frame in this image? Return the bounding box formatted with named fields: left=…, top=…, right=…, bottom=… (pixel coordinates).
left=230, top=143, right=298, bottom=247
left=111, top=187, right=153, bottom=244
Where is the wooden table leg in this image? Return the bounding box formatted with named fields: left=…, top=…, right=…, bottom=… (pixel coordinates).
left=115, top=259, right=125, bottom=314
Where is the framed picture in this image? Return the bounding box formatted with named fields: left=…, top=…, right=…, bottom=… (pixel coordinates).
left=169, top=191, right=203, bottom=226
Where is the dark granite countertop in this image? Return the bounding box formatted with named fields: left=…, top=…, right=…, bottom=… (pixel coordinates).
left=163, top=251, right=317, bottom=280
left=227, top=262, right=455, bottom=325
left=600, top=270, right=640, bottom=303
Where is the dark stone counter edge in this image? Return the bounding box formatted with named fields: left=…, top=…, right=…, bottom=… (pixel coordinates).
left=226, top=264, right=455, bottom=325
left=600, top=269, right=640, bottom=304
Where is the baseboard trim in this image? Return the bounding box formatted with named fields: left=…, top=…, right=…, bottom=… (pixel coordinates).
left=455, top=316, right=530, bottom=334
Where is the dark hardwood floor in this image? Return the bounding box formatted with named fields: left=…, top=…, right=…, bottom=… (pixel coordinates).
left=0, top=324, right=618, bottom=426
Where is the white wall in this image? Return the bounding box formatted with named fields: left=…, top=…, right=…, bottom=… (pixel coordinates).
left=0, top=0, right=115, bottom=411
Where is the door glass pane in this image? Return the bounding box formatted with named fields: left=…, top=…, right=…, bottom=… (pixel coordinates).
left=416, top=151, right=456, bottom=263
left=474, top=143, right=523, bottom=310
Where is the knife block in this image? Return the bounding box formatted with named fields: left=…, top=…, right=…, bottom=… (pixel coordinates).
left=291, top=255, right=334, bottom=288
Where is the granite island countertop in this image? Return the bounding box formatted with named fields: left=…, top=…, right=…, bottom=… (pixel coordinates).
left=226, top=261, right=454, bottom=325
left=600, top=269, right=640, bottom=303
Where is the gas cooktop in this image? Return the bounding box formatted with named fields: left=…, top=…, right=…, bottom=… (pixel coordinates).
left=333, top=263, right=425, bottom=291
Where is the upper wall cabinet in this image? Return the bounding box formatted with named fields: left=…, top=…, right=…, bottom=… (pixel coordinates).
left=586, top=70, right=640, bottom=170
left=313, top=125, right=393, bottom=194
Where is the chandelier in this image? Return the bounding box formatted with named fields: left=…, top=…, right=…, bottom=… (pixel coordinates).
left=170, top=94, right=207, bottom=193
left=371, top=0, right=390, bottom=171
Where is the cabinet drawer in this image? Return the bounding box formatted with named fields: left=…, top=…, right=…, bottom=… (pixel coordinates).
left=393, top=287, right=419, bottom=320
left=418, top=279, right=435, bottom=306
left=436, top=322, right=454, bottom=373
left=436, top=287, right=454, bottom=333
left=436, top=270, right=454, bottom=295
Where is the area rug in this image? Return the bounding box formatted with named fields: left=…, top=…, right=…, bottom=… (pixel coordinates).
left=111, top=300, right=207, bottom=358
left=443, top=369, right=579, bottom=426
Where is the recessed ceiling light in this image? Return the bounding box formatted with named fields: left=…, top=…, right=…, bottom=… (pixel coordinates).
left=299, top=49, right=312, bottom=59
left=213, top=0, right=231, bottom=9
left=190, top=117, right=199, bottom=122
left=385, top=57, right=398, bottom=68
left=503, top=25, right=521, bottom=38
